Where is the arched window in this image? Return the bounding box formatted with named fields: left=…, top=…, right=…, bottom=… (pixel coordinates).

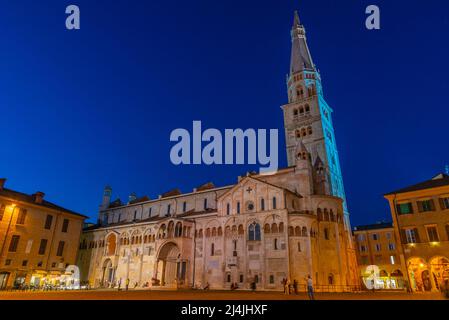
left=248, top=223, right=261, bottom=241
left=175, top=222, right=182, bottom=237
left=168, top=221, right=174, bottom=237
left=324, top=209, right=330, bottom=221
left=238, top=224, right=244, bottom=235
left=307, top=127, right=313, bottom=135
left=226, top=203, right=230, bottom=215
left=198, top=229, right=203, bottom=238
left=288, top=226, right=294, bottom=236
left=295, top=226, right=301, bottom=236
left=260, top=198, right=265, bottom=211
left=330, top=210, right=335, bottom=222
left=279, top=222, right=284, bottom=233
left=272, top=197, right=277, bottom=210
left=302, top=226, right=308, bottom=237
left=206, top=228, right=211, bottom=237
left=237, top=202, right=240, bottom=214
left=317, top=208, right=323, bottom=221
left=305, top=104, right=310, bottom=113
left=293, top=109, right=298, bottom=116
left=301, top=128, right=307, bottom=137
left=299, top=107, right=304, bottom=115
left=212, top=227, right=217, bottom=237
left=296, top=130, right=301, bottom=138
left=271, top=223, right=278, bottom=233
left=264, top=224, right=270, bottom=234
left=218, top=227, right=223, bottom=236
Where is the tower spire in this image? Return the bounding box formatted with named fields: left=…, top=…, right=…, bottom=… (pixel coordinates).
left=290, top=10, right=314, bottom=74
left=293, top=10, right=301, bottom=27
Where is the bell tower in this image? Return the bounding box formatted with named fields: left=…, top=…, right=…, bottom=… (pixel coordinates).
left=281, top=11, right=350, bottom=224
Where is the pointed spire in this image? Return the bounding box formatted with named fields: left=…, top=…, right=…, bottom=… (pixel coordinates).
left=290, top=10, right=315, bottom=74
left=293, top=10, right=301, bottom=28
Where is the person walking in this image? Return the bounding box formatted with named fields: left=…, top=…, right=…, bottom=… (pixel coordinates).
left=125, top=278, right=130, bottom=291
left=117, top=278, right=122, bottom=291
left=306, top=275, right=315, bottom=300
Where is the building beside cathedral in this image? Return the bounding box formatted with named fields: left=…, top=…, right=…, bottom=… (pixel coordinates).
left=77, top=11, right=358, bottom=291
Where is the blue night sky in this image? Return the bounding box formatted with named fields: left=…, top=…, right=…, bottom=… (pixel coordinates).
left=1, top=0, right=448, bottom=226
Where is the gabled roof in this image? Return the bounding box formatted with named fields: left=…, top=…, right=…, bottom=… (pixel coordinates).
left=0, top=188, right=87, bottom=218
left=384, top=173, right=449, bottom=196
left=217, top=175, right=301, bottom=200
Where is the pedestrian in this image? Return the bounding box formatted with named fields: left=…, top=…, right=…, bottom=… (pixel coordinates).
left=293, top=279, right=298, bottom=295
left=125, top=278, right=130, bottom=291
left=306, top=275, right=314, bottom=300
left=282, top=278, right=287, bottom=294
left=284, top=278, right=290, bottom=295
left=117, top=278, right=122, bottom=291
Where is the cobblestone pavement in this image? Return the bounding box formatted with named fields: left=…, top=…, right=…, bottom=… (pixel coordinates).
left=0, top=289, right=445, bottom=300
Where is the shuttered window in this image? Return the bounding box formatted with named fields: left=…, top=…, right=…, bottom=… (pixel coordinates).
left=38, top=239, right=48, bottom=255
left=426, top=226, right=439, bottom=242
left=9, top=235, right=20, bottom=252
left=439, top=198, right=449, bottom=210
left=16, top=209, right=27, bottom=224
left=417, top=200, right=435, bottom=212
left=56, top=241, right=65, bottom=256
left=44, top=215, right=53, bottom=230
left=396, top=203, right=413, bottom=215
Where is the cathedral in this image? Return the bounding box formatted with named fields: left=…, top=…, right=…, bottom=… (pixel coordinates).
left=77, top=11, right=359, bottom=291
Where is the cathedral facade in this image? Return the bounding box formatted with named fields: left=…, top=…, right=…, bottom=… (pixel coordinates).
left=77, top=11, right=358, bottom=291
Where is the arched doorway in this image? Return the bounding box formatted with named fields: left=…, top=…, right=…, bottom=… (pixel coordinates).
left=408, top=257, right=431, bottom=292
left=430, top=256, right=449, bottom=291
left=156, top=242, right=185, bottom=287
left=101, top=259, right=114, bottom=287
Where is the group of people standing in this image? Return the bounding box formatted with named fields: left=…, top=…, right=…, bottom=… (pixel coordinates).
left=282, top=275, right=315, bottom=300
